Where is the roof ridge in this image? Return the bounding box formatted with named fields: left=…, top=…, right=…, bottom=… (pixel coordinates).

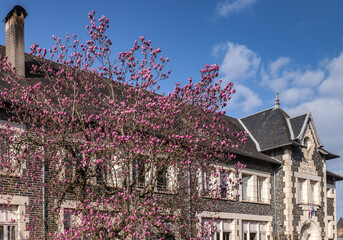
left=289, top=112, right=310, bottom=119
left=240, top=107, right=274, bottom=120
left=237, top=118, right=261, bottom=152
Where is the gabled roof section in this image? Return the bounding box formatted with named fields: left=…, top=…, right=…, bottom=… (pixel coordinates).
left=290, top=113, right=323, bottom=148
left=222, top=115, right=281, bottom=165
left=239, top=105, right=335, bottom=155
left=289, top=113, right=307, bottom=139
left=240, top=107, right=294, bottom=152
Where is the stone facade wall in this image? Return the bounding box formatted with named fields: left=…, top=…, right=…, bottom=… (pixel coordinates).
left=327, top=198, right=334, bottom=216
left=264, top=148, right=286, bottom=235
left=276, top=125, right=329, bottom=239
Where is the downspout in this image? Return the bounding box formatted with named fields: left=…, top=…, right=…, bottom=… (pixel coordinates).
left=42, top=128, right=47, bottom=240
left=273, top=164, right=283, bottom=236
left=43, top=148, right=46, bottom=239
left=188, top=162, right=192, bottom=239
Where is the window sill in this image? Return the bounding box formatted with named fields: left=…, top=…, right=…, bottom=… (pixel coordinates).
left=241, top=200, right=271, bottom=205
left=200, top=194, right=237, bottom=201
left=297, top=202, right=321, bottom=207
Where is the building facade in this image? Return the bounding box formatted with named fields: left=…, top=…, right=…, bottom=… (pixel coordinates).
left=0, top=5, right=341, bottom=240
left=198, top=102, right=342, bottom=240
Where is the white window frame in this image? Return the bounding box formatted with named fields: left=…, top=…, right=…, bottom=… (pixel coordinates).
left=200, top=166, right=237, bottom=200
left=240, top=170, right=271, bottom=204
left=0, top=195, right=29, bottom=240
left=298, top=178, right=306, bottom=203
left=242, top=175, right=250, bottom=201
left=0, top=121, right=26, bottom=177
left=202, top=218, right=233, bottom=240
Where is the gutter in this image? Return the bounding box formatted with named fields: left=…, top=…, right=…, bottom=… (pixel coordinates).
left=260, top=141, right=302, bottom=153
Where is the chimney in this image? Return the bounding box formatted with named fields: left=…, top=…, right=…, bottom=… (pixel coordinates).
left=4, top=5, right=28, bottom=77
left=274, top=93, right=280, bottom=109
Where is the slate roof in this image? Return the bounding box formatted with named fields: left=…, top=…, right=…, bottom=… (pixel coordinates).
left=327, top=170, right=343, bottom=181
left=240, top=107, right=296, bottom=152
left=0, top=44, right=335, bottom=167
left=0, top=45, right=50, bottom=87
left=338, top=217, right=343, bottom=229
left=0, top=44, right=282, bottom=166
left=289, top=113, right=308, bottom=139
left=221, top=115, right=281, bottom=164
left=239, top=105, right=338, bottom=161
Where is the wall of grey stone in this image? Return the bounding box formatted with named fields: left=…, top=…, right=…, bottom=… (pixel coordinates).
left=263, top=148, right=286, bottom=235
left=291, top=145, right=302, bottom=234
left=327, top=198, right=334, bottom=216
left=290, top=143, right=326, bottom=235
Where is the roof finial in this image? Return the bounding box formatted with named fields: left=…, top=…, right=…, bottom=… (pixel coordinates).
left=275, top=93, right=280, bottom=109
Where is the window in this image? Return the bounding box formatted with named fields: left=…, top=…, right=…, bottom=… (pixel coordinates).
left=0, top=206, right=18, bottom=240
left=0, top=225, right=16, bottom=240
left=61, top=208, right=82, bottom=233
left=310, top=181, right=316, bottom=203
left=202, top=169, right=210, bottom=192
left=132, top=161, right=145, bottom=188
left=63, top=210, right=71, bottom=232
left=298, top=179, right=305, bottom=202
left=243, top=233, right=248, bottom=240
left=0, top=123, right=26, bottom=177
left=0, top=140, right=24, bottom=176
left=240, top=174, right=270, bottom=203
left=220, top=172, right=228, bottom=198
left=102, top=160, right=122, bottom=188
left=202, top=219, right=233, bottom=240
left=211, top=232, right=220, bottom=240
left=242, top=221, right=268, bottom=240
left=157, top=168, right=167, bottom=191
left=257, top=177, right=266, bottom=202
left=242, top=175, right=250, bottom=201
left=223, top=232, right=230, bottom=240
left=250, top=233, right=257, bottom=240
left=0, top=196, right=28, bottom=239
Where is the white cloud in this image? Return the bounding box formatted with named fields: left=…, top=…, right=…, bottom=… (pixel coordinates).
left=212, top=43, right=226, bottom=58
left=296, top=69, right=325, bottom=87
left=219, top=42, right=261, bottom=83
left=261, top=57, right=325, bottom=95
left=268, top=56, right=291, bottom=77
left=216, top=41, right=262, bottom=114
left=280, top=88, right=314, bottom=105
left=261, top=67, right=296, bottom=92
left=229, top=84, right=262, bottom=112
left=216, top=0, right=257, bottom=17
left=320, top=52, right=343, bottom=98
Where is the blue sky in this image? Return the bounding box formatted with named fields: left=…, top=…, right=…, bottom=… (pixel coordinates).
left=1, top=0, right=343, bottom=221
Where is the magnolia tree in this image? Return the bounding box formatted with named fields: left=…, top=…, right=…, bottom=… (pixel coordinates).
left=0, top=11, right=246, bottom=240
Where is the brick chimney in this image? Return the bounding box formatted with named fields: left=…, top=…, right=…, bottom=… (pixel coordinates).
left=4, top=5, right=28, bottom=77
